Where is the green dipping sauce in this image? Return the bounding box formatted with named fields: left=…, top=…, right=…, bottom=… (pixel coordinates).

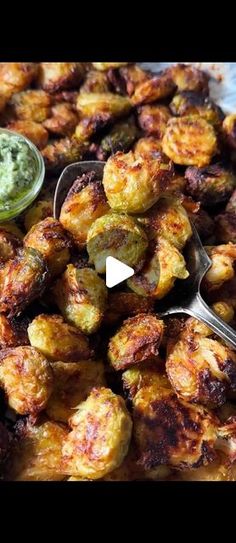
left=0, top=132, right=37, bottom=211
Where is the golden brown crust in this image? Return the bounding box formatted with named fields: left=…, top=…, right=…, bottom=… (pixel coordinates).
left=170, top=91, right=223, bottom=127
left=0, top=63, right=38, bottom=99
left=41, top=136, right=87, bottom=172
left=24, top=217, right=70, bottom=277
left=168, top=64, right=209, bottom=94
left=108, top=314, right=164, bottom=370
left=7, top=120, right=49, bottom=150
left=43, top=102, right=78, bottom=136
left=10, top=90, right=52, bottom=122
left=0, top=346, right=53, bottom=415
left=0, top=314, right=29, bottom=349
left=37, top=63, right=85, bottom=93
left=104, top=291, right=155, bottom=325
left=137, top=104, right=171, bottom=138
left=131, top=71, right=175, bottom=106
left=223, top=114, right=236, bottom=150
left=60, top=171, right=109, bottom=249
left=185, top=164, right=236, bottom=206
left=162, top=115, right=217, bottom=167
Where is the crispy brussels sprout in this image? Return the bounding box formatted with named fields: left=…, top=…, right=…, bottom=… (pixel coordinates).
left=203, top=244, right=236, bottom=291
left=87, top=212, right=148, bottom=274
left=102, top=150, right=174, bottom=213
left=170, top=91, right=224, bottom=127
left=183, top=301, right=234, bottom=339
left=162, top=116, right=217, bottom=167
left=7, top=120, right=48, bottom=150
left=168, top=64, right=209, bottom=93
left=96, top=116, right=139, bottom=160
left=222, top=114, right=236, bottom=150
left=215, top=212, right=236, bottom=243
left=80, top=70, right=110, bottom=93
left=138, top=197, right=192, bottom=250
left=122, top=360, right=166, bottom=399
left=137, top=104, right=171, bottom=138
left=0, top=314, right=29, bottom=348
left=188, top=208, right=214, bottom=240
left=0, top=224, right=22, bottom=264
left=59, top=171, right=110, bottom=249
left=28, top=314, right=92, bottom=362
left=43, top=102, right=78, bottom=136
left=127, top=237, right=189, bottom=299
left=6, top=419, right=68, bottom=481
left=76, top=92, right=131, bottom=123
left=0, top=421, right=9, bottom=465
left=24, top=199, right=53, bottom=232
left=166, top=333, right=236, bottom=408
left=74, top=116, right=110, bottom=142
left=133, top=381, right=217, bottom=470
left=0, top=221, right=24, bottom=240
left=10, top=89, right=52, bottom=122
left=24, top=217, right=70, bottom=277
left=46, top=360, right=106, bottom=423
left=131, top=70, right=175, bottom=106
left=0, top=247, right=49, bottom=317
left=53, top=265, right=107, bottom=334
left=0, top=63, right=37, bottom=99
left=108, top=314, right=164, bottom=371
left=0, top=346, right=53, bottom=415
left=62, top=387, right=132, bottom=479
left=37, top=63, right=85, bottom=93
left=134, top=136, right=163, bottom=159
left=41, top=136, right=87, bottom=172
left=92, top=63, right=128, bottom=71
left=185, top=164, right=236, bottom=206
left=109, top=64, right=149, bottom=96
left=104, top=291, right=154, bottom=326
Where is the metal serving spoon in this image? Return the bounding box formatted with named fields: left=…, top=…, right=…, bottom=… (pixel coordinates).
left=54, top=160, right=236, bottom=350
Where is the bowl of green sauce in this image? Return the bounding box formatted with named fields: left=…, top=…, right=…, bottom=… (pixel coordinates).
left=0, top=128, right=45, bottom=221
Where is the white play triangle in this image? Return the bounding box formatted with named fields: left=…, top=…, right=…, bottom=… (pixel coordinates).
left=105, top=256, right=134, bottom=288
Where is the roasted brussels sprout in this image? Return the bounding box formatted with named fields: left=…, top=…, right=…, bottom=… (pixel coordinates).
left=0, top=247, right=49, bottom=317
left=43, top=102, right=78, bottom=136
left=203, top=243, right=236, bottom=291
left=76, top=92, right=131, bottom=123
left=215, top=212, right=236, bottom=243
left=185, top=164, right=236, bottom=206
left=10, top=89, right=52, bottom=122
left=96, top=116, right=139, bottom=160
left=133, top=136, right=163, bottom=159
left=0, top=224, right=22, bottom=264
left=37, top=63, right=85, bottom=93
left=0, top=314, right=29, bottom=348
left=53, top=265, right=107, bottom=334
left=133, top=381, right=218, bottom=470
left=102, top=150, right=174, bottom=213
left=170, top=91, right=224, bottom=127
left=41, top=136, right=87, bottom=172
left=0, top=63, right=37, bottom=99
left=5, top=419, right=68, bottom=481
left=59, top=171, right=110, bottom=249
left=127, top=236, right=189, bottom=299
left=0, top=346, right=53, bottom=415
left=87, top=212, right=148, bottom=274
left=108, top=314, right=164, bottom=371
left=24, top=217, right=70, bottom=277
left=168, top=64, right=209, bottom=94
left=138, top=197, right=192, bottom=250
left=162, top=116, right=217, bottom=167
left=62, top=387, right=132, bottom=479
left=109, top=64, right=149, bottom=96
left=28, top=314, right=92, bottom=362
left=7, top=120, right=49, bottom=150
left=80, top=70, right=110, bottom=93
left=188, top=208, right=214, bottom=240
left=24, top=199, right=53, bottom=232
left=104, top=291, right=154, bottom=325
left=166, top=333, right=236, bottom=408
left=122, top=360, right=165, bottom=399
left=131, top=70, right=175, bottom=106
left=46, top=360, right=106, bottom=423
left=223, top=114, right=236, bottom=150
left=92, top=63, right=128, bottom=71
left=137, top=104, right=171, bottom=138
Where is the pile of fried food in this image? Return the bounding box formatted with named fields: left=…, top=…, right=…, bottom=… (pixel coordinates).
left=1, top=62, right=236, bottom=481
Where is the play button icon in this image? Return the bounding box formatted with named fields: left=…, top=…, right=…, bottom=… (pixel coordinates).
left=106, top=256, right=134, bottom=288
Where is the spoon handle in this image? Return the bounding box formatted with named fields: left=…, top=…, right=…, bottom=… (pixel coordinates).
left=184, top=292, right=236, bottom=350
